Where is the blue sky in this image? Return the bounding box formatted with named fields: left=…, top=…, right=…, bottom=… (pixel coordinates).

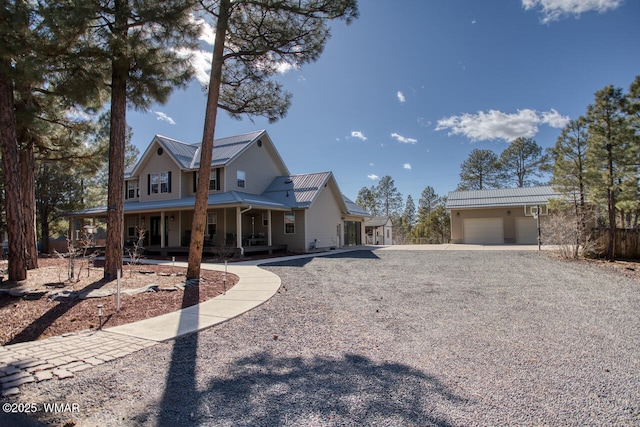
left=126, top=0, right=640, bottom=205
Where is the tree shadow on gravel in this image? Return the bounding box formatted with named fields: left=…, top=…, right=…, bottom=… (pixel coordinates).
left=147, top=350, right=465, bottom=426
left=156, top=278, right=200, bottom=427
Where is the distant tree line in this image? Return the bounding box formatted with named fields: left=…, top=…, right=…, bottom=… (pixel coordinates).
left=356, top=177, right=450, bottom=245
left=356, top=76, right=639, bottom=257
left=547, top=76, right=639, bottom=261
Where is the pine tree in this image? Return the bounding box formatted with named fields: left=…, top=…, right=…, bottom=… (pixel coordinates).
left=417, top=186, right=439, bottom=223
left=74, top=0, right=201, bottom=280
left=356, top=186, right=380, bottom=216
left=0, top=57, right=27, bottom=280
left=586, top=85, right=636, bottom=260
left=549, top=117, right=590, bottom=253
left=401, top=195, right=416, bottom=241
left=498, top=137, right=546, bottom=187
left=458, top=149, right=500, bottom=190
left=187, top=0, right=358, bottom=279
left=376, top=176, right=403, bottom=217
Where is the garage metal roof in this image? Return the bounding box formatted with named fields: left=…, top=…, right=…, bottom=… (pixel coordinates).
left=445, top=186, right=560, bottom=209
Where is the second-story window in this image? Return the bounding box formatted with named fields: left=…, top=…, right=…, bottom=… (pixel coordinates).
left=149, top=172, right=171, bottom=194
left=160, top=172, right=169, bottom=193
left=237, top=170, right=245, bottom=188
left=150, top=174, right=159, bottom=194
left=126, top=179, right=139, bottom=199
left=209, top=170, right=217, bottom=191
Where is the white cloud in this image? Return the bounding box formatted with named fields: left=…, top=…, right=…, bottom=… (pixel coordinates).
left=403, top=163, right=412, bottom=170
left=367, top=174, right=379, bottom=180
left=435, top=108, right=570, bottom=142
left=391, top=132, right=418, bottom=144
left=540, top=109, right=571, bottom=128
left=178, top=47, right=211, bottom=87
left=154, top=111, right=176, bottom=125
left=369, top=162, right=375, bottom=167
left=195, top=16, right=215, bottom=46
left=351, top=131, right=368, bottom=141
left=522, top=0, right=623, bottom=23
left=417, top=117, right=432, bottom=127
left=397, top=91, right=406, bottom=104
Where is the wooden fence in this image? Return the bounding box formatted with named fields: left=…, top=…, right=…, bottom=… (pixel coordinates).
left=590, top=228, right=640, bottom=259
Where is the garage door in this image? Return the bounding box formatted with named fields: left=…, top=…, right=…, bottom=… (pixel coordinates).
left=463, top=218, right=503, bottom=244
left=516, top=217, right=538, bottom=244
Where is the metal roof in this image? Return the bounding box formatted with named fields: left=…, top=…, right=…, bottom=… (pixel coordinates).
left=344, top=195, right=370, bottom=217
left=68, top=191, right=290, bottom=216
left=262, top=172, right=333, bottom=208
left=155, top=135, right=199, bottom=169
left=156, top=130, right=265, bottom=170
left=445, top=186, right=560, bottom=209
left=365, top=216, right=391, bottom=227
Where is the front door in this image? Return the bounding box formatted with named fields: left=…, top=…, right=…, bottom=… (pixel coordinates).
left=150, top=216, right=168, bottom=246
left=343, top=221, right=362, bottom=246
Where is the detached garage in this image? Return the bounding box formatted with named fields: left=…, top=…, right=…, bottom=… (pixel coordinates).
left=446, top=186, right=560, bottom=245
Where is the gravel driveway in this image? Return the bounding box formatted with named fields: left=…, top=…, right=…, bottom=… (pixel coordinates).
left=9, top=249, right=640, bottom=426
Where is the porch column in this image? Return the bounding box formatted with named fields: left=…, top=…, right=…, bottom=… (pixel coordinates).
left=236, top=207, right=243, bottom=249
left=160, top=210, right=165, bottom=248
left=177, top=211, right=182, bottom=248
left=267, top=210, right=272, bottom=246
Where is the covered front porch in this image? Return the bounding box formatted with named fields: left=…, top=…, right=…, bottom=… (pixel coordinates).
left=121, top=205, right=291, bottom=256
left=68, top=193, right=296, bottom=257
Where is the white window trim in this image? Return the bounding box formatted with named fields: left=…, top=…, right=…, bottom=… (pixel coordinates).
left=209, top=170, right=217, bottom=191
left=284, top=211, right=295, bottom=234
left=127, top=179, right=139, bottom=198
left=207, top=212, right=217, bottom=236
left=237, top=170, right=246, bottom=188
left=150, top=172, right=170, bottom=194
left=150, top=173, right=159, bottom=194
left=127, top=217, right=138, bottom=237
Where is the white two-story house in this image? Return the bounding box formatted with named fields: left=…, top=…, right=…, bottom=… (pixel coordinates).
left=70, top=130, right=369, bottom=255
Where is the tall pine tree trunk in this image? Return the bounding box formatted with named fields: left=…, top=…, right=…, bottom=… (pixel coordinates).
left=104, top=67, right=127, bottom=280
left=0, top=58, right=27, bottom=280
left=606, top=142, right=616, bottom=261
left=104, top=0, right=129, bottom=280
left=186, top=0, right=231, bottom=280
left=20, top=138, right=38, bottom=269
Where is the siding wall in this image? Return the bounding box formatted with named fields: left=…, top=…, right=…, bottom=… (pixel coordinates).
left=225, top=141, right=285, bottom=194
left=271, top=210, right=306, bottom=252
left=181, top=168, right=226, bottom=197
left=305, top=186, right=343, bottom=249
left=138, top=142, right=182, bottom=202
